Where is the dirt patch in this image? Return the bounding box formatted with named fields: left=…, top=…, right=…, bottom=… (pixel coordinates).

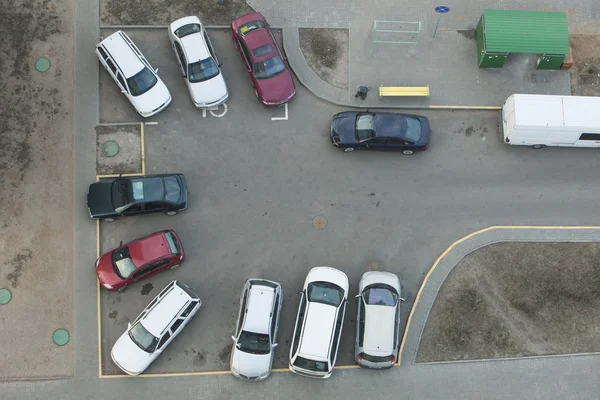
left=299, top=28, right=349, bottom=90
left=417, top=242, right=600, bottom=362
left=569, top=35, right=600, bottom=96
left=0, top=0, right=75, bottom=378
left=100, top=0, right=254, bottom=25
left=96, top=125, right=142, bottom=175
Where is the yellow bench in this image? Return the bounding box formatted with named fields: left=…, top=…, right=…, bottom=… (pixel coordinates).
left=379, top=86, right=430, bottom=97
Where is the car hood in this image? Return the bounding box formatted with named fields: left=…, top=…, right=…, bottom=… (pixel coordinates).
left=231, top=347, right=271, bottom=377
left=187, top=73, right=228, bottom=106
left=111, top=333, right=154, bottom=375
left=96, top=252, right=125, bottom=287
left=130, top=78, right=171, bottom=115
left=255, top=69, right=295, bottom=104
left=331, top=113, right=357, bottom=144
left=87, top=181, right=116, bottom=218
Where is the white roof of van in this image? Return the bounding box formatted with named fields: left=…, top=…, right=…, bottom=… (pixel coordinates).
left=512, top=94, right=600, bottom=129
left=100, top=31, right=144, bottom=78
left=363, top=304, right=395, bottom=356
left=298, top=302, right=336, bottom=360
left=141, top=285, right=191, bottom=337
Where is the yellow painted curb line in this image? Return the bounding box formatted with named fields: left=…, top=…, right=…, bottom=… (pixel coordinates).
left=396, top=224, right=600, bottom=367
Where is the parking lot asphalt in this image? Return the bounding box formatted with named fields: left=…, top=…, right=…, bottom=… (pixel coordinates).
left=97, top=28, right=600, bottom=376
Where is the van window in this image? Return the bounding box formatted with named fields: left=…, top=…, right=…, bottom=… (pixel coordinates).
left=579, top=133, right=600, bottom=141
left=237, top=289, right=249, bottom=335
left=157, top=332, right=171, bottom=349
left=291, top=294, right=307, bottom=356
left=171, top=318, right=184, bottom=333
left=106, top=59, right=117, bottom=74
left=358, top=298, right=365, bottom=347
left=181, top=301, right=197, bottom=318
left=329, top=303, right=345, bottom=364
left=270, top=293, right=279, bottom=341
left=116, top=72, right=127, bottom=92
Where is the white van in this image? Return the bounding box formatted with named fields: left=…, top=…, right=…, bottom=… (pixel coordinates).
left=501, top=94, right=600, bottom=149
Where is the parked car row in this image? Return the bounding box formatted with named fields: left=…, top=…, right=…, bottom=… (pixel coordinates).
left=95, top=12, right=295, bottom=117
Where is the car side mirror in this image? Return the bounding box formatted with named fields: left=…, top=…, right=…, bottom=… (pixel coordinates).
left=119, top=240, right=123, bottom=246
left=273, top=343, right=278, bottom=348
left=218, top=62, right=223, bottom=67
left=121, top=90, right=127, bottom=94
left=355, top=294, right=361, bottom=298
left=231, top=335, right=236, bottom=341
left=400, top=297, right=406, bottom=302
left=156, top=348, right=163, bottom=354
left=155, top=68, right=159, bottom=74
left=127, top=322, right=132, bottom=330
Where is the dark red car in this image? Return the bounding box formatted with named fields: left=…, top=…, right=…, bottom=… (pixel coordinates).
left=95, top=230, right=184, bottom=291
left=231, top=12, right=296, bottom=106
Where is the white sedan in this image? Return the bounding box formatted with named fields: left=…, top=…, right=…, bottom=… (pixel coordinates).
left=168, top=16, right=229, bottom=108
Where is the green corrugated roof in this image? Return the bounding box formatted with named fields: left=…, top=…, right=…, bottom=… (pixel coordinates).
left=483, top=9, right=568, bottom=55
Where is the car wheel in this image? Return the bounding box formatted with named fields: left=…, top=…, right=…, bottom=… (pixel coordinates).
left=166, top=211, right=177, bottom=216
left=531, top=144, right=545, bottom=149
left=344, top=147, right=355, bottom=152
left=103, top=217, right=115, bottom=222
left=254, top=89, right=259, bottom=99
left=402, top=150, right=414, bottom=155
left=170, top=264, right=180, bottom=270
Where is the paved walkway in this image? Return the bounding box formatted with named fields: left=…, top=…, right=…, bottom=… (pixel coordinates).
left=252, top=0, right=600, bottom=108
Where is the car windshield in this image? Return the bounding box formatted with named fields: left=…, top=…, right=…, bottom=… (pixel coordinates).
left=238, top=20, right=266, bottom=36
left=188, top=58, right=220, bottom=83
left=110, top=179, right=130, bottom=209
left=363, top=286, right=397, bottom=306
left=127, top=67, right=158, bottom=97
left=253, top=56, right=285, bottom=79
left=175, top=23, right=201, bottom=38
left=111, top=247, right=137, bottom=279
left=163, top=231, right=179, bottom=255
left=163, top=177, right=181, bottom=203
left=293, top=356, right=328, bottom=372
left=237, top=330, right=271, bottom=355
left=128, top=322, right=158, bottom=353
left=307, top=281, right=344, bottom=307
left=355, top=114, right=375, bottom=141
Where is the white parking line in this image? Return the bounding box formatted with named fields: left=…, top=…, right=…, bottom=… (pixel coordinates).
left=271, top=103, right=288, bottom=121
left=202, top=103, right=228, bottom=118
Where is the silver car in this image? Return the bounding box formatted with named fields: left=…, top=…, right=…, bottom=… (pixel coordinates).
left=355, top=271, right=404, bottom=369
left=230, top=279, right=282, bottom=380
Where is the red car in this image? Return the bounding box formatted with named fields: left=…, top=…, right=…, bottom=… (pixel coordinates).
left=95, top=230, right=184, bottom=291
left=231, top=12, right=296, bottom=106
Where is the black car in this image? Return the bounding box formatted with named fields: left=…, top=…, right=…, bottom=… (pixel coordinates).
left=329, top=111, right=430, bottom=154
left=87, top=174, right=188, bottom=221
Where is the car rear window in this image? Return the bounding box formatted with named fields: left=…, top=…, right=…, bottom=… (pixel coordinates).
left=127, top=67, right=158, bottom=97
left=253, top=56, right=285, bottom=79
left=175, top=23, right=201, bottom=38
left=359, top=352, right=395, bottom=363
left=163, top=231, right=180, bottom=255
left=238, top=20, right=266, bottom=36
left=293, top=356, right=328, bottom=372
left=164, top=177, right=181, bottom=203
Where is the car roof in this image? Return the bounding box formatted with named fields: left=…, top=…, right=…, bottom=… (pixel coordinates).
left=362, top=304, right=396, bottom=355
left=243, top=284, right=275, bottom=334
left=128, top=231, right=171, bottom=267
left=129, top=176, right=165, bottom=203
left=141, top=284, right=192, bottom=336
left=99, top=31, right=144, bottom=78
left=180, top=33, right=211, bottom=63
left=298, top=302, right=336, bottom=360
left=243, top=29, right=277, bottom=61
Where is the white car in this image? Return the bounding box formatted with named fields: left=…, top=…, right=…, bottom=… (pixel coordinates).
left=289, top=266, right=348, bottom=379
left=230, top=279, right=282, bottom=381
left=168, top=16, right=229, bottom=108
left=355, top=271, right=404, bottom=369
left=96, top=31, right=172, bottom=117
left=111, top=280, right=201, bottom=375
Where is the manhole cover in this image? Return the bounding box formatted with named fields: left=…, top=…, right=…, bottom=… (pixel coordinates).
left=53, top=329, right=70, bottom=346
left=102, top=140, right=119, bottom=157
left=366, top=261, right=383, bottom=271
left=0, top=288, right=12, bottom=305
left=313, top=215, right=327, bottom=230
left=35, top=57, right=51, bottom=72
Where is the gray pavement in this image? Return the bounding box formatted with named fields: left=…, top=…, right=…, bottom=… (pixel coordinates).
left=256, top=0, right=600, bottom=107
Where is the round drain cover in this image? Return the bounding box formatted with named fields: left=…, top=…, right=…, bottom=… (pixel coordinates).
left=0, top=288, right=12, bottom=305
left=53, top=329, right=70, bottom=346
left=35, top=57, right=51, bottom=72
left=102, top=140, right=119, bottom=157
left=313, top=215, right=327, bottom=230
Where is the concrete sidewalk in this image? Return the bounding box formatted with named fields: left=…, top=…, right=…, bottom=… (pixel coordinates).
left=250, top=0, right=600, bottom=108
